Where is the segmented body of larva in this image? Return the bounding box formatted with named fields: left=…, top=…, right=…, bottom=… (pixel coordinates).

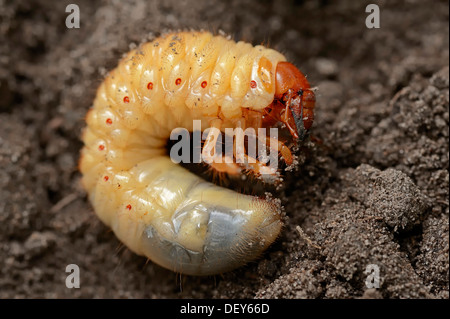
left=79, top=31, right=315, bottom=275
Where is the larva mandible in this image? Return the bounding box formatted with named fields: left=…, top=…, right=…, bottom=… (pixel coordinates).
left=79, top=31, right=315, bottom=276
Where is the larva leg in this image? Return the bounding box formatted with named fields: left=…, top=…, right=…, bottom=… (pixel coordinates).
left=243, top=153, right=278, bottom=178
left=264, top=136, right=293, bottom=166
left=232, top=118, right=246, bottom=165
left=202, top=118, right=242, bottom=175
left=245, top=109, right=293, bottom=165
left=230, top=118, right=280, bottom=181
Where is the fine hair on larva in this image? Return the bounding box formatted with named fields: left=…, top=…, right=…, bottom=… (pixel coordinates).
left=79, top=30, right=316, bottom=275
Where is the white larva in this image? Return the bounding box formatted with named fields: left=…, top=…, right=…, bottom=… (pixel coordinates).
left=79, top=31, right=315, bottom=275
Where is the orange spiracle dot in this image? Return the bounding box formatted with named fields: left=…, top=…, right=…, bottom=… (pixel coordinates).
left=250, top=80, right=257, bottom=89
left=103, top=176, right=109, bottom=182
left=123, top=96, right=130, bottom=103
left=106, top=118, right=113, bottom=125
left=126, top=204, right=132, bottom=210
left=147, top=82, right=153, bottom=90
left=175, top=78, right=182, bottom=85
left=201, top=81, right=207, bottom=88
left=98, top=144, right=105, bottom=151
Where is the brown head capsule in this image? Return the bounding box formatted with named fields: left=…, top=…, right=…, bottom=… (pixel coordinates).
left=264, top=61, right=316, bottom=141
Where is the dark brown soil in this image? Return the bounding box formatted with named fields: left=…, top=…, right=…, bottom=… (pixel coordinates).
left=0, top=0, right=448, bottom=298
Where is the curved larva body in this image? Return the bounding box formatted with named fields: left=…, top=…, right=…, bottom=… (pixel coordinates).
left=80, top=31, right=288, bottom=275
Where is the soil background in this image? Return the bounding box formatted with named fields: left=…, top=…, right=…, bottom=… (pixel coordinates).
left=0, top=0, right=448, bottom=298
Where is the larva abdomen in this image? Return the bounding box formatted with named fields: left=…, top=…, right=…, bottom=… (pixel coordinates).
left=80, top=31, right=290, bottom=275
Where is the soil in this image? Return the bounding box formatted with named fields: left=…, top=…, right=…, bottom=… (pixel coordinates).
left=0, top=0, right=448, bottom=298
